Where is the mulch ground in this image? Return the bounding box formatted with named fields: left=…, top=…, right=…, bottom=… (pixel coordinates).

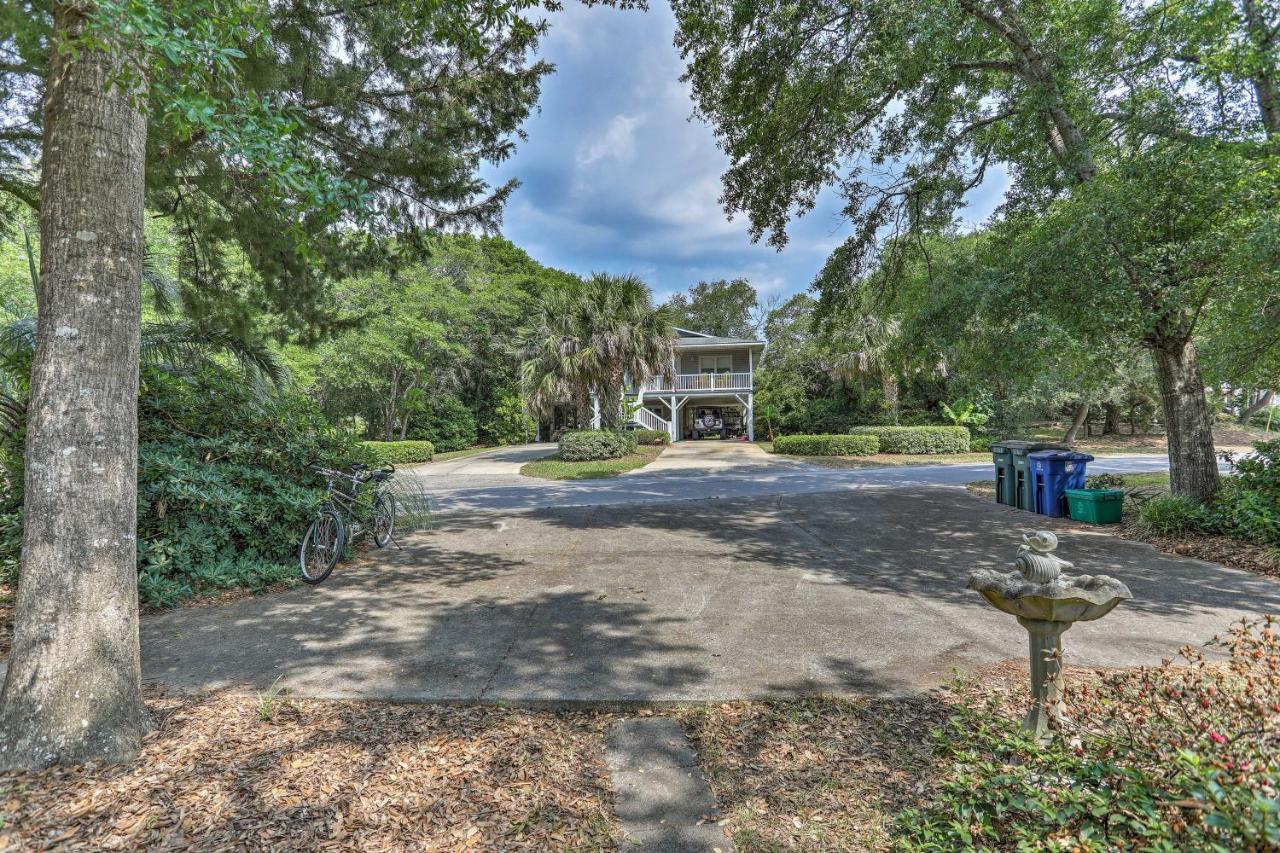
left=1116, top=519, right=1280, bottom=581
left=675, top=661, right=1083, bottom=852
left=0, top=688, right=620, bottom=851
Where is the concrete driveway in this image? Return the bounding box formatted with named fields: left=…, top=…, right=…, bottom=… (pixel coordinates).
left=402, top=443, right=555, bottom=491
left=636, top=438, right=806, bottom=472
left=141, top=486, right=1280, bottom=703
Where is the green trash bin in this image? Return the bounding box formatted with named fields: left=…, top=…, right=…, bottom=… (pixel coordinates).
left=1066, top=488, right=1124, bottom=524
left=990, top=443, right=1016, bottom=506
left=1001, top=441, right=1068, bottom=511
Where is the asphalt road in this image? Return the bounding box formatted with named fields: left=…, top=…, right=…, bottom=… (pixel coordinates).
left=404, top=443, right=1194, bottom=516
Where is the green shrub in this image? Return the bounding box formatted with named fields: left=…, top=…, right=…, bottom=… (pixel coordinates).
left=485, top=392, right=536, bottom=445
left=773, top=434, right=879, bottom=456
left=634, top=428, right=669, bottom=446
left=1134, top=493, right=1216, bottom=538
left=405, top=393, right=477, bottom=452
left=848, top=425, right=970, bottom=453
left=1215, top=440, right=1280, bottom=546
left=134, top=366, right=368, bottom=608
left=558, top=429, right=638, bottom=461
left=896, top=617, right=1280, bottom=850
left=969, top=434, right=992, bottom=452
left=363, top=440, right=435, bottom=465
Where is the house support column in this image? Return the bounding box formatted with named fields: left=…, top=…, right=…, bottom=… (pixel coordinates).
left=747, top=392, right=755, bottom=441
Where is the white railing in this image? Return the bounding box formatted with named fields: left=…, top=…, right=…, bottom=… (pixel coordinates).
left=631, top=407, right=670, bottom=432
left=644, top=372, right=752, bottom=392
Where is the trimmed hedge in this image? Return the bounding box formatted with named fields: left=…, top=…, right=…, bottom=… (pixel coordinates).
left=848, top=425, right=970, bottom=454
left=363, top=440, right=435, bottom=465
left=634, top=428, right=669, bottom=446
left=774, top=434, right=879, bottom=456
left=559, top=429, right=638, bottom=461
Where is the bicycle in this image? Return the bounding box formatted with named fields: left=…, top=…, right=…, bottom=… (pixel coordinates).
left=299, top=462, right=397, bottom=585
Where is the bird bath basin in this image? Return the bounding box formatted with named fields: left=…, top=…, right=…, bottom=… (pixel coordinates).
left=968, top=531, right=1132, bottom=739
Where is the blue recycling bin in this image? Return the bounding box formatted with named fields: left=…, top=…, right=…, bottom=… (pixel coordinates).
left=1029, top=450, right=1095, bottom=517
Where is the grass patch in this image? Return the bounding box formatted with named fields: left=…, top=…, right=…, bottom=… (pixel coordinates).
left=965, top=470, right=1170, bottom=500
left=520, top=444, right=664, bottom=480
left=432, top=445, right=502, bottom=462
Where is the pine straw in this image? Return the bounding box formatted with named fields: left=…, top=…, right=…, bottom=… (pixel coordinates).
left=1116, top=519, right=1280, bottom=581
left=675, top=661, right=1053, bottom=851
left=0, top=688, right=620, bottom=851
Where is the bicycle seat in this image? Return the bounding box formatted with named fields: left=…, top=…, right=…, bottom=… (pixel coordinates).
left=370, top=469, right=392, bottom=482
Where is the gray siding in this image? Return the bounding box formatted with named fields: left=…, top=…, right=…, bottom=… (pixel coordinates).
left=677, top=349, right=752, bottom=374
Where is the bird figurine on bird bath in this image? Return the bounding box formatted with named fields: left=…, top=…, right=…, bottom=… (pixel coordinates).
left=968, top=531, right=1132, bottom=740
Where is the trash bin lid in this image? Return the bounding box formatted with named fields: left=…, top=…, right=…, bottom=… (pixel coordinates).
left=1029, top=449, right=1095, bottom=462
left=1000, top=440, right=1069, bottom=453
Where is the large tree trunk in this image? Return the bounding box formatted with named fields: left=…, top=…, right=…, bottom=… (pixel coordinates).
left=881, top=371, right=900, bottom=424
left=1238, top=389, right=1274, bottom=425
left=1063, top=402, right=1090, bottom=444
left=1152, top=339, right=1220, bottom=502
left=599, top=384, right=623, bottom=430
left=0, top=4, right=148, bottom=768
left=1242, top=0, right=1279, bottom=138
left=1102, top=402, right=1122, bottom=435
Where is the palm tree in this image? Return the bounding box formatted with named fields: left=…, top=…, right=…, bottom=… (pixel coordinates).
left=520, top=273, right=675, bottom=430
left=826, top=312, right=902, bottom=422
left=0, top=242, right=286, bottom=446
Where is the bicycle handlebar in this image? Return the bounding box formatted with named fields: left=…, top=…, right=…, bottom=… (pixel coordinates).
left=313, top=464, right=395, bottom=483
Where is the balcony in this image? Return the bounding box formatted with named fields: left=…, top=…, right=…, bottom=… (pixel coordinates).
left=641, top=372, right=752, bottom=393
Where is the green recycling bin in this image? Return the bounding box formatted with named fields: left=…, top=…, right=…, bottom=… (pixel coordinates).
left=1066, top=488, right=1124, bottom=524
left=1000, top=441, right=1068, bottom=511
left=990, top=443, right=1016, bottom=506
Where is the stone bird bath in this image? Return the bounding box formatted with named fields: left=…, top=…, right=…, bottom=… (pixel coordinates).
left=968, top=531, right=1132, bottom=739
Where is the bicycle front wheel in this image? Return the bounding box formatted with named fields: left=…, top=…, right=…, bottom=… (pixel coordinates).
left=300, top=509, right=345, bottom=585
left=372, top=492, right=395, bottom=548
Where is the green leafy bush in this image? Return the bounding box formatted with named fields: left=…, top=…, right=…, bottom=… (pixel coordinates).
left=1134, top=493, right=1215, bottom=538
left=363, top=440, right=434, bottom=465
left=774, top=434, right=879, bottom=456
left=969, top=435, right=992, bottom=452
left=406, top=393, right=477, bottom=452
left=634, top=428, right=669, bottom=445
left=1216, top=441, right=1280, bottom=546
left=897, top=617, right=1280, bottom=850
left=558, top=429, right=637, bottom=461
left=135, top=366, right=368, bottom=607
left=485, top=392, right=536, bottom=445
left=848, top=425, right=970, bottom=453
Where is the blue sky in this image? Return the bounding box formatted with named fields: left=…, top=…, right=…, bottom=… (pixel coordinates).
left=483, top=3, right=1009, bottom=304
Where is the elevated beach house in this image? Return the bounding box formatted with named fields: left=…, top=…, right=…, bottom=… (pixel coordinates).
left=621, top=327, right=764, bottom=442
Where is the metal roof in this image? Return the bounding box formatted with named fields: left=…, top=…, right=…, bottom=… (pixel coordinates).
left=674, top=335, right=765, bottom=348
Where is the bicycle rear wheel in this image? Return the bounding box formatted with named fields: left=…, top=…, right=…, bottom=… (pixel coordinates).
left=300, top=509, right=344, bottom=584
left=372, top=492, right=395, bottom=548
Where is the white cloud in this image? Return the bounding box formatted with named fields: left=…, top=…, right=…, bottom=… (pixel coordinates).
left=576, top=113, right=644, bottom=168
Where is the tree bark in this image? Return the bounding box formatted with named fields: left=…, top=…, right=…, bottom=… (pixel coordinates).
left=0, top=4, right=148, bottom=768
left=1152, top=340, right=1220, bottom=502
left=1102, top=402, right=1122, bottom=435
left=1238, top=389, right=1274, bottom=424
left=1242, top=0, right=1279, bottom=138
left=881, top=371, right=900, bottom=424
left=1063, top=402, right=1090, bottom=444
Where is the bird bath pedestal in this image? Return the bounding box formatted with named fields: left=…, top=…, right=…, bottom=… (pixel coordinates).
left=968, top=531, right=1132, bottom=740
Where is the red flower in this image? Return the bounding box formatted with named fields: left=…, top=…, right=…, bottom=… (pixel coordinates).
left=1208, top=731, right=1227, bottom=745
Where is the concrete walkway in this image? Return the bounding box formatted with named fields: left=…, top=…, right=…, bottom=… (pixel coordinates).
left=140, top=486, right=1280, bottom=703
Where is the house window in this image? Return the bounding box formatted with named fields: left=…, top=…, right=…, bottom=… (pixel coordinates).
left=699, top=355, right=732, bottom=374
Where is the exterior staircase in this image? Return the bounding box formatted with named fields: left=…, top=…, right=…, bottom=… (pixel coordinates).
left=630, top=406, right=670, bottom=434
